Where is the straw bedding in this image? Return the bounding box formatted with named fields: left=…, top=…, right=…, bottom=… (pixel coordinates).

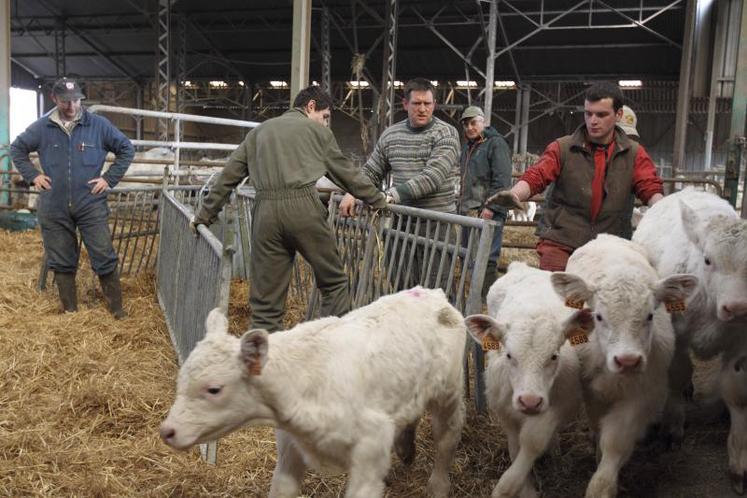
left=0, top=228, right=730, bottom=497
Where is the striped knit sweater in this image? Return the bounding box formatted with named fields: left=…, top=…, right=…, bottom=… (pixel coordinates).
left=363, top=116, right=460, bottom=213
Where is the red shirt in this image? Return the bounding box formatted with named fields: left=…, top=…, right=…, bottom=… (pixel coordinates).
left=520, top=139, right=663, bottom=221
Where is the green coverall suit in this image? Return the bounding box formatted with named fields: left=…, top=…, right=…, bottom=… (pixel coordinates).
left=194, top=109, right=387, bottom=332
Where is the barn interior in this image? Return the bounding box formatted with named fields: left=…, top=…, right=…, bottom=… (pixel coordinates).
left=1, top=1, right=747, bottom=497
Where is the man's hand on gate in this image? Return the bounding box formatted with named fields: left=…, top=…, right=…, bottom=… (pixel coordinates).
left=480, top=208, right=494, bottom=220
left=339, top=193, right=358, bottom=218
left=189, top=216, right=204, bottom=237
left=88, top=177, right=109, bottom=195
left=32, top=174, right=52, bottom=191
left=486, top=190, right=525, bottom=212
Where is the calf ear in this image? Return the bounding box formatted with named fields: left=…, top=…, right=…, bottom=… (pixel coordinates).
left=240, top=329, right=269, bottom=375
left=205, top=308, right=229, bottom=339
left=679, top=201, right=704, bottom=248
left=654, top=274, right=699, bottom=308
left=464, top=314, right=505, bottom=345
left=563, top=308, right=595, bottom=340
left=551, top=272, right=594, bottom=308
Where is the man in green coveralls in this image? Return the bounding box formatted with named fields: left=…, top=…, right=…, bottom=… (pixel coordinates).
left=191, top=86, right=387, bottom=332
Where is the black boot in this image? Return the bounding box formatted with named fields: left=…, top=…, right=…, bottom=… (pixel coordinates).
left=55, top=272, right=78, bottom=313
left=99, top=268, right=125, bottom=319
left=482, top=261, right=498, bottom=299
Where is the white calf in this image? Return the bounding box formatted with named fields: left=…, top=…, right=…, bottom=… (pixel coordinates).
left=633, top=188, right=747, bottom=493
left=465, top=262, right=586, bottom=498
left=507, top=201, right=537, bottom=222
left=160, top=287, right=465, bottom=498
left=551, top=234, right=698, bottom=498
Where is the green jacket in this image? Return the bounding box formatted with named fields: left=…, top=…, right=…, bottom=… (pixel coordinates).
left=195, top=109, right=386, bottom=225
left=457, top=126, right=512, bottom=216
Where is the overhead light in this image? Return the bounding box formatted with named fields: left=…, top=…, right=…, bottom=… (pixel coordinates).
left=456, top=80, right=478, bottom=88
left=269, top=80, right=288, bottom=88
left=619, top=80, right=643, bottom=88
left=182, top=80, right=195, bottom=88
left=430, top=80, right=439, bottom=87
left=348, top=80, right=369, bottom=88
left=312, top=80, right=319, bottom=86
left=238, top=81, right=245, bottom=87
left=392, top=80, right=404, bottom=88
left=209, top=80, right=228, bottom=88
left=494, top=81, right=516, bottom=88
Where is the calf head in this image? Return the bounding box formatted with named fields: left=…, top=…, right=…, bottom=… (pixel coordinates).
left=465, top=311, right=593, bottom=415
left=160, top=308, right=274, bottom=450
left=681, top=202, right=747, bottom=322
left=552, top=271, right=697, bottom=374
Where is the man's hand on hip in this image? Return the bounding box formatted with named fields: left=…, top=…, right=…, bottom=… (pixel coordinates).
left=88, top=177, right=110, bottom=194
left=32, top=174, right=52, bottom=190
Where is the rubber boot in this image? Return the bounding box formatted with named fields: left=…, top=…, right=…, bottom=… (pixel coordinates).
left=55, top=272, right=78, bottom=313
left=482, top=261, right=498, bottom=299
left=99, top=268, right=125, bottom=319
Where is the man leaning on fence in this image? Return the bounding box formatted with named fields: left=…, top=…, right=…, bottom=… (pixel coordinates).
left=191, top=85, right=388, bottom=333
left=489, top=82, right=664, bottom=271
left=10, top=78, right=134, bottom=318
left=339, top=78, right=461, bottom=289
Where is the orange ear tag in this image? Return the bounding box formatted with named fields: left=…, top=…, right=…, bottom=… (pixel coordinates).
left=568, top=329, right=589, bottom=346
left=482, top=336, right=502, bottom=351
left=248, top=363, right=263, bottom=376
left=565, top=298, right=584, bottom=309
left=665, top=300, right=687, bottom=313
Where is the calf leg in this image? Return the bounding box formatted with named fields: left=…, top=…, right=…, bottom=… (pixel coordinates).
left=394, top=421, right=419, bottom=466
left=492, top=416, right=556, bottom=498
left=427, top=395, right=465, bottom=498
left=269, top=429, right=307, bottom=498
left=586, top=403, right=647, bottom=498
left=661, top=339, right=693, bottom=449
left=345, top=415, right=394, bottom=498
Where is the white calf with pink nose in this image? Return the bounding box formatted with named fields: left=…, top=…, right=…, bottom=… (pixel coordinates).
left=465, top=262, right=588, bottom=498
left=632, top=188, right=747, bottom=493
left=159, top=287, right=466, bottom=498
left=551, top=234, right=698, bottom=498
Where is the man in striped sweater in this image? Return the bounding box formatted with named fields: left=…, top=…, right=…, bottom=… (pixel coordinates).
left=340, top=78, right=461, bottom=290
left=340, top=78, right=460, bottom=214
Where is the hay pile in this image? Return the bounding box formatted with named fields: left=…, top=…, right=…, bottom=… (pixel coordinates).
left=0, top=228, right=731, bottom=497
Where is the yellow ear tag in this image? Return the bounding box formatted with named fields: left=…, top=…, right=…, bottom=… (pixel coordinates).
left=565, top=298, right=584, bottom=309
left=482, top=336, right=502, bottom=351
left=249, top=363, right=263, bottom=376
left=568, top=329, right=589, bottom=346
left=665, top=300, right=687, bottom=313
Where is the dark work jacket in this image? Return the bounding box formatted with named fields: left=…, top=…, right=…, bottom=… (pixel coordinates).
left=10, top=108, right=134, bottom=214
left=458, top=126, right=512, bottom=216
left=537, top=125, right=638, bottom=249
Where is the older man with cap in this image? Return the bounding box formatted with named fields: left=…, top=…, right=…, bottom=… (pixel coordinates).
left=458, top=105, right=513, bottom=296
left=10, top=78, right=134, bottom=318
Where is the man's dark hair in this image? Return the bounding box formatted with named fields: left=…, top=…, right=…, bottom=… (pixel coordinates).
left=584, top=82, right=624, bottom=112
left=292, top=85, right=334, bottom=110
left=403, top=78, right=435, bottom=101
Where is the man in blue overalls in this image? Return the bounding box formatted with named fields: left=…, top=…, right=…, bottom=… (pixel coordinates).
left=11, top=78, right=134, bottom=318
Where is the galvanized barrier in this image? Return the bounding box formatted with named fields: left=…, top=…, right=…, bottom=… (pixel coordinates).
left=155, top=189, right=234, bottom=465
left=234, top=189, right=496, bottom=412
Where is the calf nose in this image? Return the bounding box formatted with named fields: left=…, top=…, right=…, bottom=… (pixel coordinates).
left=159, top=424, right=176, bottom=443
left=518, top=394, right=543, bottom=412
left=614, top=354, right=642, bottom=371
left=720, top=302, right=747, bottom=321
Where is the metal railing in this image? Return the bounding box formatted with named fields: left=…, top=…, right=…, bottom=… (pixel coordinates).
left=234, top=189, right=496, bottom=411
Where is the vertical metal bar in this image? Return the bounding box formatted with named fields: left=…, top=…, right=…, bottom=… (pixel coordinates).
left=520, top=84, right=531, bottom=154
left=290, top=0, right=312, bottom=103
left=379, top=0, right=399, bottom=133
left=726, top=0, right=747, bottom=211
left=156, top=0, right=171, bottom=141
left=0, top=0, right=10, bottom=206
left=513, top=87, right=522, bottom=155
left=672, top=0, right=698, bottom=176
left=321, top=7, right=332, bottom=95
left=54, top=18, right=66, bottom=77
left=484, top=0, right=498, bottom=127
left=470, top=220, right=494, bottom=413
left=704, top=0, right=728, bottom=171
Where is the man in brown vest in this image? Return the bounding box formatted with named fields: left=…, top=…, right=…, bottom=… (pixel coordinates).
left=492, top=82, right=663, bottom=271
